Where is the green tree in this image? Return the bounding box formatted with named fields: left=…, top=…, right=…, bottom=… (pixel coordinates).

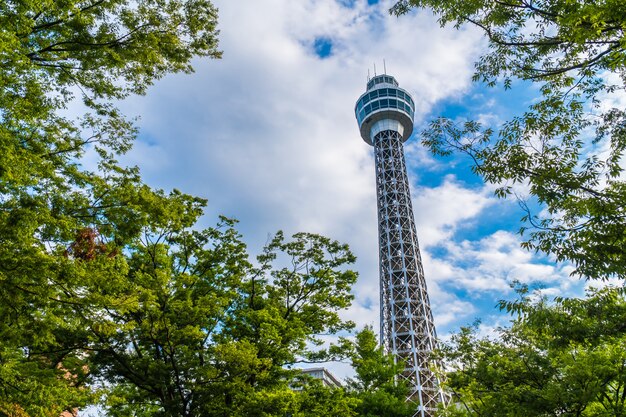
left=438, top=286, right=626, bottom=417
left=0, top=0, right=220, bottom=414
left=392, top=0, right=626, bottom=280
left=89, top=223, right=358, bottom=417
left=285, top=327, right=415, bottom=417
left=346, top=327, right=414, bottom=417
left=295, top=378, right=358, bottom=417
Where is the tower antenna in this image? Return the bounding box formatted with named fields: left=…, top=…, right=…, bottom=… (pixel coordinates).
left=373, top=63, right=376, bottom=76
left=383, top=59, right=387, bottom=74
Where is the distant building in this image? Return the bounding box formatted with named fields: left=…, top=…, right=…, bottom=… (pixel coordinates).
left=295, top=367, right=342, bottom=389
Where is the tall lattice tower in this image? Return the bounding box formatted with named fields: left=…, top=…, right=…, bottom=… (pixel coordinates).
left=355, top=74, right=446, bottom=416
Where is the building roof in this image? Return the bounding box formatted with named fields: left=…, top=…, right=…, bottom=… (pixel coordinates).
left=299, top=367, right=343, bottom=388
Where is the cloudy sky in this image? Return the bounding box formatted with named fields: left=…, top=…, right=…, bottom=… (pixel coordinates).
left=114, top=0, right=586, bottom=377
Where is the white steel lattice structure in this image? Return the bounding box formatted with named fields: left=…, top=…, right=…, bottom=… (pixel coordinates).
left=355, top=74, right=447, bottom=417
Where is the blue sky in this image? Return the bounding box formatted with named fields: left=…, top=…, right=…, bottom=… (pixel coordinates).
left=111, top=0, right=588, bottom=378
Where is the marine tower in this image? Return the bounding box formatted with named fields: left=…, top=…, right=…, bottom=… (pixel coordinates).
left=355, top=74, right=446, bottom=416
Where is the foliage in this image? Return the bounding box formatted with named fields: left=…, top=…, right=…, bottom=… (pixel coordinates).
left=294, top=378, right=358, bottom=417
left=392, top=0, right=626, bottom=280
left=91, top=222, right=358, bottom=417
left=438, top=286, right=626, bottom=417
left=346, top=327, right=415, bottom=417
left=274, top=327, right=414, bottom=417
left=0, top=0, right=220, bottom=414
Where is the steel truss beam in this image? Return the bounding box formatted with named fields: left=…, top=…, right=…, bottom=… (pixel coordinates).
left=373, top=129, right=447, bottom=417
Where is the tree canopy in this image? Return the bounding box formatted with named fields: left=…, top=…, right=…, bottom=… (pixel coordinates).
left=392, top=0, right=626, bottom=280
left=439, top=286, right=626, bottom=417
left=92, top=223, right=359, bottom=416
left=1, top=0, right=221, bottom=413
left=346, top=327, right=415, bottom=417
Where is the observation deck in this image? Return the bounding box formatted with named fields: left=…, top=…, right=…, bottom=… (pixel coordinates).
left=355, top=74, right=415, bottom=145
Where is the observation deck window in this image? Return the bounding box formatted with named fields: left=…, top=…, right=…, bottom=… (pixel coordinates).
left=357, top=88, right=414, bottom=112
left=356, top=85, right=416, bottom=125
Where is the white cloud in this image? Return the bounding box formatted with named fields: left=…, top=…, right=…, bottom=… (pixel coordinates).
left=27, top=0, right=605, bottom=397
left=412, top=176, right=494, bottom=247
left=97, top=0, right=587, bottom=377
left=113, top=0, right=487, bottom=337
left=437, top=230, right=581, bottom=297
